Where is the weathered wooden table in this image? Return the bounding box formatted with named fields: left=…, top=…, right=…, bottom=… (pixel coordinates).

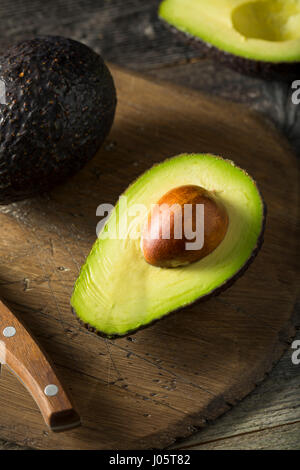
left=0, top=0, right=299, bottom=450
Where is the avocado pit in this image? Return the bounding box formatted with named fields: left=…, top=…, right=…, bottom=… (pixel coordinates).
left=142, top=185, right=229, bottom=268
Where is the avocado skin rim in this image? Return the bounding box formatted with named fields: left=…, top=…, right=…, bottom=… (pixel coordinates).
left=71, top=170, right=267, bottom=340
left=163, top=21, right=300, bottom=82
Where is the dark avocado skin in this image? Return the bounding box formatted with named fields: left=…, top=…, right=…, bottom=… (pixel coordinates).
left=72, top=194, right=267, bottom=340
left=164, top=22, right=300, bottom=82
left=0, top=36, right=116, bottom=204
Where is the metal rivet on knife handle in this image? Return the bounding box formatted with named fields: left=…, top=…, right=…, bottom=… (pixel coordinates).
left=2, top=326, right=16, bottom=338
left=44, top=384, right=59, bottom=397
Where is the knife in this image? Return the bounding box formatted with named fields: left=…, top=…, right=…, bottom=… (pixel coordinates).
left=0, top=299, right=81, bottom=432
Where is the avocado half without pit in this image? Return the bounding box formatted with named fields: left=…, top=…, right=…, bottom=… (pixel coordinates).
left=159, top=0, right=300, bottom=80
left=71, top=154, right=266, bottom=338
left=0, top=36, right=116, bottom=204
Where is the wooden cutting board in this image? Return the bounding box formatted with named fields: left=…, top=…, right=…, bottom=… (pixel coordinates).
left=0, top=67, right=298, bottom=450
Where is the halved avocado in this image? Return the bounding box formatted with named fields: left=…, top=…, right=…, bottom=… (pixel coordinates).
left=71, top=154, right=265, bottom=338
left=159, top=0, right=300, bottom=80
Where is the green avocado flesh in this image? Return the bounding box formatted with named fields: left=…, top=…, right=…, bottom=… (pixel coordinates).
left=71, top=154, right=264, bottom=338
left=159, top=0, right=300, bottom=63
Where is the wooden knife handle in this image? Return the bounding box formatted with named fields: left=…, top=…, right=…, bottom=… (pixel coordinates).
left=0, top=299, right=81, bottom=432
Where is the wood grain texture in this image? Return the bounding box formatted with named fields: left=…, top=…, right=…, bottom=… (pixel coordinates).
left=185, top=422, right=300, bottom=450
left=171, top=326, right=300, bottom=449
left=0, top=0, right=196, bottom=70
left=0, top=67, right=298, bottom=449
left=0, top=300, right=80, bottom=432
left=147, top=62, right=300, bottom=160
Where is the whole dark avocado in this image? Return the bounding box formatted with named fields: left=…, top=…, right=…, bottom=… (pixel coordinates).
left=0, top=36, right=116, bottom=204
